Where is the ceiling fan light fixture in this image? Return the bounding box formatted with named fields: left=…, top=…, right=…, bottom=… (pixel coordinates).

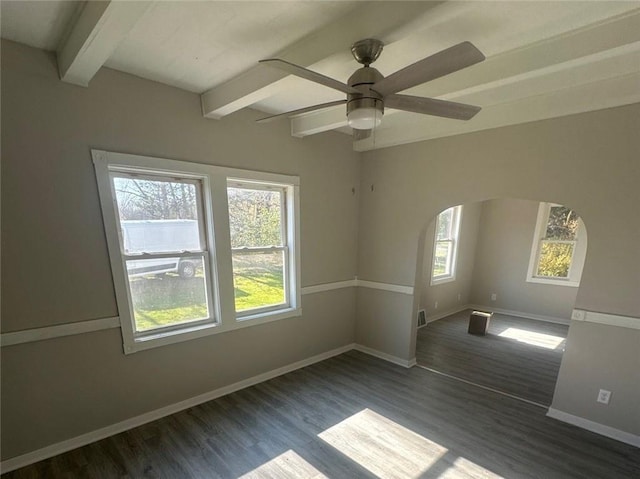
left=347, top=96, right=384, bottom=130
left=347, top=107, right=382, bottom=130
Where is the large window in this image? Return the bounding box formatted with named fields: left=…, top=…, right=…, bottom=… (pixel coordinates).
left=527, top=203, right=587, bottom=287
left=94, top=150, right=300, bottom=353
left=431, top=205, right=462, bottom=284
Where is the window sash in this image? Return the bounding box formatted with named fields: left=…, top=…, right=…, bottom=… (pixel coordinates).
left=228, top=182, right=291, bottom=317
left=433, top=239, right=454, bottom=278
left=534, top=239, right=577, bottom=279
left=108, top=170, right=217, bottom=339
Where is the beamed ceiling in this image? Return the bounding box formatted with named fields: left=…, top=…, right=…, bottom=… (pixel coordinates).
left=2, top=1, right=639, bottom=151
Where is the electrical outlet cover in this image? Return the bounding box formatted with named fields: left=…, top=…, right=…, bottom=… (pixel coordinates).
left=597, top=389, right=612, bottom=404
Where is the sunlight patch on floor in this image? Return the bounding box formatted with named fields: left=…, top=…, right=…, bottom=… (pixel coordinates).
left=239, top=449, right=327, bottom=479
left=318, top=408, right=448, bottom=478
left=438, top=457, right=504, bottom=478
left=498, top=327, right=565, bottom=349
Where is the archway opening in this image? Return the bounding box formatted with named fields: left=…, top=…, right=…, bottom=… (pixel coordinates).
left=413, top=198, right=588, bottom=406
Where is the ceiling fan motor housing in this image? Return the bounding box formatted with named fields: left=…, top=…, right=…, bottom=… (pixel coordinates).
left=347, top=66, right=385, bottom=119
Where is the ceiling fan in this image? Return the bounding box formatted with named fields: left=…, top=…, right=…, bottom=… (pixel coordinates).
left=257, top=38, right=486, bottom=133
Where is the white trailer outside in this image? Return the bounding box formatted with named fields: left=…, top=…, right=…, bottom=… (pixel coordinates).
left=121, top=220, right=202, bottom=278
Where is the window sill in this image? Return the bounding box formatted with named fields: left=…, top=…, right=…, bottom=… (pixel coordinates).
left=430, top=276, right=456, bottom=286
left=526, top=277, right=580, bottom=287
left=123, top=307, right=303, bottom=354
left=236, top=307, right=302, bottom=327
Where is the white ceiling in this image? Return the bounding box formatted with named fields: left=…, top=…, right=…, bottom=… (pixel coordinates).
left=2, top=1, right=639, bottom=151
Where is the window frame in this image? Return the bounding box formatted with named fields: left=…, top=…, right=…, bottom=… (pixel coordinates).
left=227, top=178, right=298, bottom=320
left=431, top=205, right=463, bottom=285
left=526, top=202, right=586, bottom=287
left=93, top=149, right=301, bottom=354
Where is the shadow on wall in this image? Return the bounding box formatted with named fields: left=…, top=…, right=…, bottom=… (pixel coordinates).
left=414, top=197, right=588, bottom=325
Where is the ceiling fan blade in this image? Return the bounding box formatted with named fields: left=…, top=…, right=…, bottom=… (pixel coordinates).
left=260, top=59, right=359, bottom=94
left=256, top=100, right=346, bottom=123
left=372, top=41, right=485, bottom=97
left=386, top=94, right=481, bottom=120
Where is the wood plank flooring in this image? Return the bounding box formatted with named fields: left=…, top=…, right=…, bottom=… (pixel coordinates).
left=3, top=350, right=638, bottom=478
left=416, top=310, right=569, bottom=406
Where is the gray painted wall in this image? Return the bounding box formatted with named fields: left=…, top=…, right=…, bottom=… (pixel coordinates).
left=469, top=198, right=579, bottom=320
left=419, top=202, right=482, bottom=318
left=0, top=40, right=360, bottom=459
left=356, top=103, right=640, bottom=434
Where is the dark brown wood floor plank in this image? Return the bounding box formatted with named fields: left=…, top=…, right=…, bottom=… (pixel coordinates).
left=416, top=310, right=568, bottom=405
left=3, top=350, right=638, bottom=478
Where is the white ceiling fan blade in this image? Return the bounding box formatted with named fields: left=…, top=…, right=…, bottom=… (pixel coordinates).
left=260, top=59, right=359, bottom=94
left=386, top=94, right=481, bottom=120
left=256, top=100, right=346, bottom=123
left=372, top=41, right=485, bottom=97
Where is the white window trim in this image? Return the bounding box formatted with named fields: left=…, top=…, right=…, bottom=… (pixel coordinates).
left=526, top=202, right=587, bottom=287
left=227, top=179, right=299, bottom=319
left=431, top=205, right=463, bottom=285
left=93, top=149, right=301, bottom=354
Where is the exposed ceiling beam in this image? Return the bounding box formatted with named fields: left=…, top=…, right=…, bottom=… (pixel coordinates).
left=354, top=72, right=640, bottom=151
left=200, top=1, right=445, bottom=119
left=57, top=0, right=151, bottom=87
left=293, top=8, right=640, bottom=138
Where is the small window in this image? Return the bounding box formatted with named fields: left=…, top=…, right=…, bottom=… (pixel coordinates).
left=227, top=181, right=295, bottom=317
left=527, top=203, right=587, bottom=287
left=93, top=150, right=301, bottom=353
left=431, top=205, right=462, bottom=284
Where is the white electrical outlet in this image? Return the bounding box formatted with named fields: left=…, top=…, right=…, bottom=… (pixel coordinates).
left=434, top=301, right=438, bottom=309
left=457, top=293, right=461, bottom=301
left=491, top=293, right=497, bottom=301
left=597, top=389, right=612, bottom=404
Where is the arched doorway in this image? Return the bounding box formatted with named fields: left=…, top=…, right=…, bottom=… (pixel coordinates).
left=413, top=198, right=588, bottom=406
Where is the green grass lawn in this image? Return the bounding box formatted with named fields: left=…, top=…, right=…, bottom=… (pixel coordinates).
left=129, top=258, right=284, bottom=331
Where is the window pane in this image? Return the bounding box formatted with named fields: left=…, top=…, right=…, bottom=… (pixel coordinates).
left=545, top=206, right=578, bottom=240
left=126, top=257, right=209, bottom=332
left=436, top=208, right=453, bottom=240
left=433, top=241, right=452, bottom=276
left=233, top=251, right=285, bottom=312
left=227, top=187, right=283, bottom=248
left=113, top=176, right=202, bottom=254
left=536, top=242, right=574, bottom=278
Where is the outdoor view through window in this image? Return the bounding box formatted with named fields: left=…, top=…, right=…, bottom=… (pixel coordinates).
left=228, top=185, right=287, bottom=315
left=535, top=205, right=579, bottom=279
left=113, top=175, right=211, bottom=332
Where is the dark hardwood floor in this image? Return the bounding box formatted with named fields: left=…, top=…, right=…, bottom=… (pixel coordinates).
left=416, top=310, right=569, bottom=406
left=4, top=350, right=638, bottom=478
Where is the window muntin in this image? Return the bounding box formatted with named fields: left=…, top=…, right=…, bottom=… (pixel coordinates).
left=527, top=203, right=586, bottom=286
left=431, top=206, right=462, bottom=284
left=111, top=172, right=214, bottom=335
left=227, top=183, right=290, bottom=316
left=93, top=149, right=301, bottom=354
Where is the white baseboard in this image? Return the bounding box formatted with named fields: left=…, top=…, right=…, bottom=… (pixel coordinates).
left=425, top=305, right=472, bottom=324
left=547, top=408, right=640, bottom=447
left=0, top=343, right=356, bottom=474
left=470, top=304, right=570, bottom=325
left=1, top=342, right=418, bottom=473
left=353, top=344, right=416, bottom=368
